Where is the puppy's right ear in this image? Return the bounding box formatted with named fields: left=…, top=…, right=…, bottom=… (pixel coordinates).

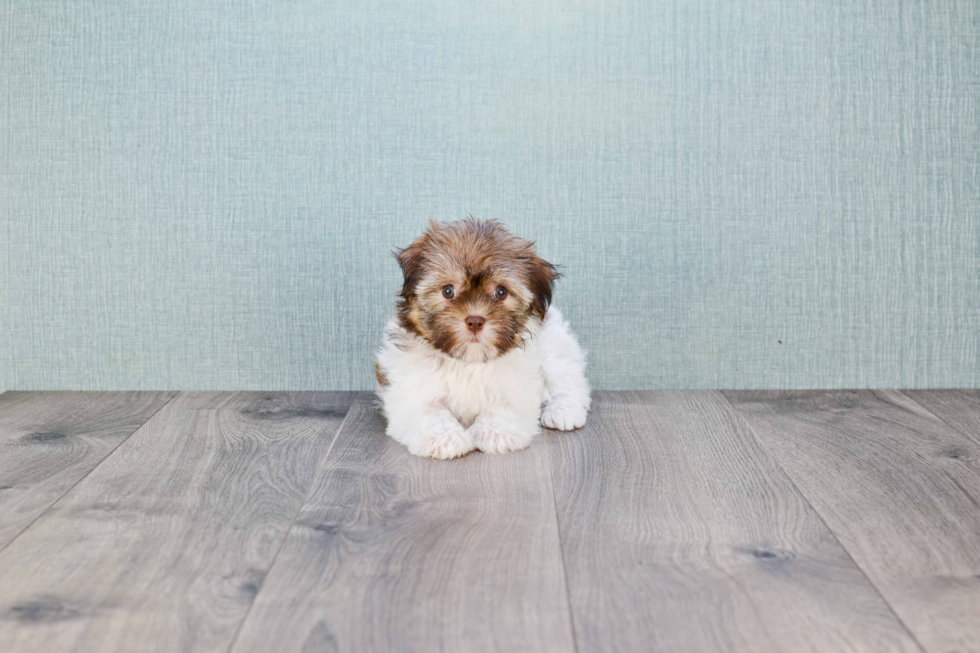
left=395, top=234, right=428, bottom=297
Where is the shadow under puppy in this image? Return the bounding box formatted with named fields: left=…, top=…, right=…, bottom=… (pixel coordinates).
left=376, top=218, right=591, bottom=459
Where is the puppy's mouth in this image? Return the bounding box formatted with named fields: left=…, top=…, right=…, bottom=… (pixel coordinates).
left=453, top=325, right=499, bottom=362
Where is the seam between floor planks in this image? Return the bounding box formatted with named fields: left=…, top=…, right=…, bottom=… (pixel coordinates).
left=223, top=391, right=364, bottom=653
left=898, top=389, right=980, bottom=447
left=0, top=391, right=179, bottom=554
left=0, top=394, right=179, bottom=554
left=716, top=391, right=928, bottom=653
left=548, top=391, right=922, bottom=653
left=0, top=391, right=358, bottom=653
left=548, top=453, right=581, bottom=653
left=724, top=390, right=980, bottom=653
left=230, top=393, right=576, bottom=653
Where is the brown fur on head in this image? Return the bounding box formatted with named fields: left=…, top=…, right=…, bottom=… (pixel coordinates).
left=395, top=218, right=559, bottom=361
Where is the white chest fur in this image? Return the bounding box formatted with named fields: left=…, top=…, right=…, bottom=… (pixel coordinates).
left=437, top=343, right=544, bottom=427
left=376, top=318, right=544, bottom=428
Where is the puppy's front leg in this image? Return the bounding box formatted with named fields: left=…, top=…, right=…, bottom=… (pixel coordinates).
left=540, top=308, right=591, bottom=431
left=469, top=407, right=540, bottom=454
left=387, top=407, right=475, bottom=460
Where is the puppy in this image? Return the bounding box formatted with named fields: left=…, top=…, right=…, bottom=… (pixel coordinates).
left=375, top=218, right=591, bottom=459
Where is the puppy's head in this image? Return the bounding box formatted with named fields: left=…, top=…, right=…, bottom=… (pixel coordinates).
left=395, top=218, right=558, bottom=362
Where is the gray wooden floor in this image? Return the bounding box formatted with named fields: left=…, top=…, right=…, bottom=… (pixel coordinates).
left=0, top=391, right=978, bottom=653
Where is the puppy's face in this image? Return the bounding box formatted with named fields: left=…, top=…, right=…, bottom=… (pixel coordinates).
left=396, top=219, right=558, bottom=363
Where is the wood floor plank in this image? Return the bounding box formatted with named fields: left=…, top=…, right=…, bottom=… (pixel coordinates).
left=726, top=390, right=980, bottom=653
left=231, top=393, right=575, bottom=653
left=0, top=391, right=176, bottom=550
left=903, top=390, right=980, bottom=446
left=0, top=391, right=355, bottom=653
left=549, top=391, right=921, bottom=653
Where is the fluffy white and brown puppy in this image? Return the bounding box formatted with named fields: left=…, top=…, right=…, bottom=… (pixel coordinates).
left=375, top=218, right=590, bottom=459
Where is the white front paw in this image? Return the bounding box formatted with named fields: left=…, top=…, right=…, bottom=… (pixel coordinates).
left=541, top=400, right=588, bottom=431
left=470, top=420, right=534, bottom=454
left=408, top=426, right=475, bottom=460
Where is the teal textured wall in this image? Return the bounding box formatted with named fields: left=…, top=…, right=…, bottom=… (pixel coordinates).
left=1, top=1, right=978, bottom=390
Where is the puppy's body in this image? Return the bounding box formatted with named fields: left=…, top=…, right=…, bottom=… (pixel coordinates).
left=376, top=219, right=590, bottom=459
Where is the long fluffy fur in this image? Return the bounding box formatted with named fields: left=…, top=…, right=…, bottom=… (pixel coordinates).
left=376, top=219, right=591, bottom=459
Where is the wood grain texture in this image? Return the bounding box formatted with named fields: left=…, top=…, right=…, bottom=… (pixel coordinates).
left=231, top=393, right=575, bottom=653
left=549, top=391, right=921, bottom=653
left=726, top=390, right=980, bottom=653
left=0, top=391, right=355, bottom=653
left=904, top=390, right=980, bottom=446
left=0, top=391, right=175, bottom=550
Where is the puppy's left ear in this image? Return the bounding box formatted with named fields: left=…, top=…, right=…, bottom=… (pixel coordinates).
left=395, top=234, right=428, bottom=297
left=528, top=255, right=559, bottom=318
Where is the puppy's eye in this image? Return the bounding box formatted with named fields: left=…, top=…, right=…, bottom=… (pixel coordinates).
left=442, top=285, right=456, bottom=299
left=494, top=286, right=508, bottom=300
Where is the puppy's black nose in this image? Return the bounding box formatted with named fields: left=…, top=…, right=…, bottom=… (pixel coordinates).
left=465, top=315, right=485, bottom=333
